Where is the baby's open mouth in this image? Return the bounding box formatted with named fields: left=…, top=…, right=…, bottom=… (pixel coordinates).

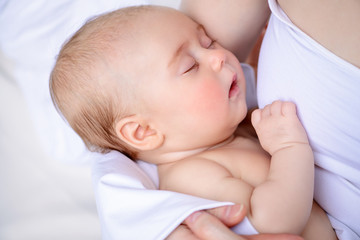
left=228, top=74, right=239, bottom=98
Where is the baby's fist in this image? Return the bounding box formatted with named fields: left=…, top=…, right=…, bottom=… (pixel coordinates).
left=251, top=101, right=309, bottom=155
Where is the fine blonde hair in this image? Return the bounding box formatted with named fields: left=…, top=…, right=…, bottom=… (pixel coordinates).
left=50, top=6, right=154, bottom=159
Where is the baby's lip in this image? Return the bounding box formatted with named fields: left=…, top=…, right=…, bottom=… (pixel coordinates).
left=228, top=74, right=240, bottom=99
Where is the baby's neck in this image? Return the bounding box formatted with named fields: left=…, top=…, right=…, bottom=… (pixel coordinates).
left=140, top=134, right=237, bottom=166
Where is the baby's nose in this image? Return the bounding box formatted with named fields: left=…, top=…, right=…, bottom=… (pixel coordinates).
left=209, top=49, right=226, bottom=72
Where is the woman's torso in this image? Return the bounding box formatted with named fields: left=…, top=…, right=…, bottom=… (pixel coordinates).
left=257, top=0, right=360, bottom=238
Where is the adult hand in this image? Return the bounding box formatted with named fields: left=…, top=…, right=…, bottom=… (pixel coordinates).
left=182, top=205, right=303, bottom=240
left=167, top=204, right=245, bottom=240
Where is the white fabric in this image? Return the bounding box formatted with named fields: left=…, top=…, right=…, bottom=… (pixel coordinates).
left=0, top=1, right=178, bottom=239
left=231, top=216, right=258, bottom=235
left=92, top=64, right=259, bottom=240
left=0, top=0, right=149, bottom=165
left=92, top=151, right=231, bottom=240
left=257, top=1, right=360, bottom=239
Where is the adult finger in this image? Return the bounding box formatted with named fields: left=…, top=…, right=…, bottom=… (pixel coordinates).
left=185, top=209, right=304, bottom=240
left=166, top=224, right=200, bottom=240
left=185, top=210, right=246, bottom=240
left=206, top=204, right=246, bottom=227
left=247, top=233, right=303, bottom=240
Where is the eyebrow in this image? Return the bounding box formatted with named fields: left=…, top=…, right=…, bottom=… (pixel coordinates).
left=167, top=24, right=205, bottom=68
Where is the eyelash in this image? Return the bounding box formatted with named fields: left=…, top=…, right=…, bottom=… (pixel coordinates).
left=183, top=39, right=216, bottom=74
left=184, top=62, right=199, bottom=74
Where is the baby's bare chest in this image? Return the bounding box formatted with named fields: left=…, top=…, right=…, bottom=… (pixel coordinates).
left=202, top=138, right=270, bottom=187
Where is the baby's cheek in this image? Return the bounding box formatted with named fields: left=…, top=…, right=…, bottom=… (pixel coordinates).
left=187, top=83, right=226, bottom=116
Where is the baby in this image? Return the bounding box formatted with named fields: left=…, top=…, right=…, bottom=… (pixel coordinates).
left=50, top=5, right=336, bottom=239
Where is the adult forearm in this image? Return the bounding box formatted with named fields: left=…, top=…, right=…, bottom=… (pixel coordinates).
left=180, top=0, right=270, bottom=61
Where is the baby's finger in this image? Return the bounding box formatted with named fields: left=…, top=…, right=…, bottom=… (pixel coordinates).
left=261, top=104, right=271, bottom=118
left=270, top=100, right=282, bottom=115
left=251, top=109, right=261, bottom=127
left=281, top=102, right=297, bottom=116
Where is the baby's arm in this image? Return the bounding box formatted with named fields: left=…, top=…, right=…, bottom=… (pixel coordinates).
left=160, top=102, right=313, bottom=235
left=250, top=101, right=314, bottom=234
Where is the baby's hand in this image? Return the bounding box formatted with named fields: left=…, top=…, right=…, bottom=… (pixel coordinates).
left=251, top=101, right=309, bottom=156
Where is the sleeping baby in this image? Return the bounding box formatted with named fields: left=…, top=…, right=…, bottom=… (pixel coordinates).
left=49, top=5, right=336, bottom=239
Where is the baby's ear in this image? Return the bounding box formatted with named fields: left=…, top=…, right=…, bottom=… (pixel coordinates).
left=115, top=115, right=164, bottom=151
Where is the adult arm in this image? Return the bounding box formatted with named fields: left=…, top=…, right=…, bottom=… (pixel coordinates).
left=180, top=0, right=270, bottom=62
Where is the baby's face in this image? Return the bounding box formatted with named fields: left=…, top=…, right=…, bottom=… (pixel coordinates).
left=125, top=8, right=248, bottom=150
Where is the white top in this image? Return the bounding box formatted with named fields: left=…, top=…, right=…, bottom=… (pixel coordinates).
left=257, top=1, right=360, bottom=239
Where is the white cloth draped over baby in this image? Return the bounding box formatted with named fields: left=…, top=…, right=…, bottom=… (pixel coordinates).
left=257, top=0, right=360, bottom=239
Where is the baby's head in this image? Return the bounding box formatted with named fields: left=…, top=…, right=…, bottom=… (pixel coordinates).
left=50, top=6, right=152, bottom=159
left=50, top=6, right=247, bottom=162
